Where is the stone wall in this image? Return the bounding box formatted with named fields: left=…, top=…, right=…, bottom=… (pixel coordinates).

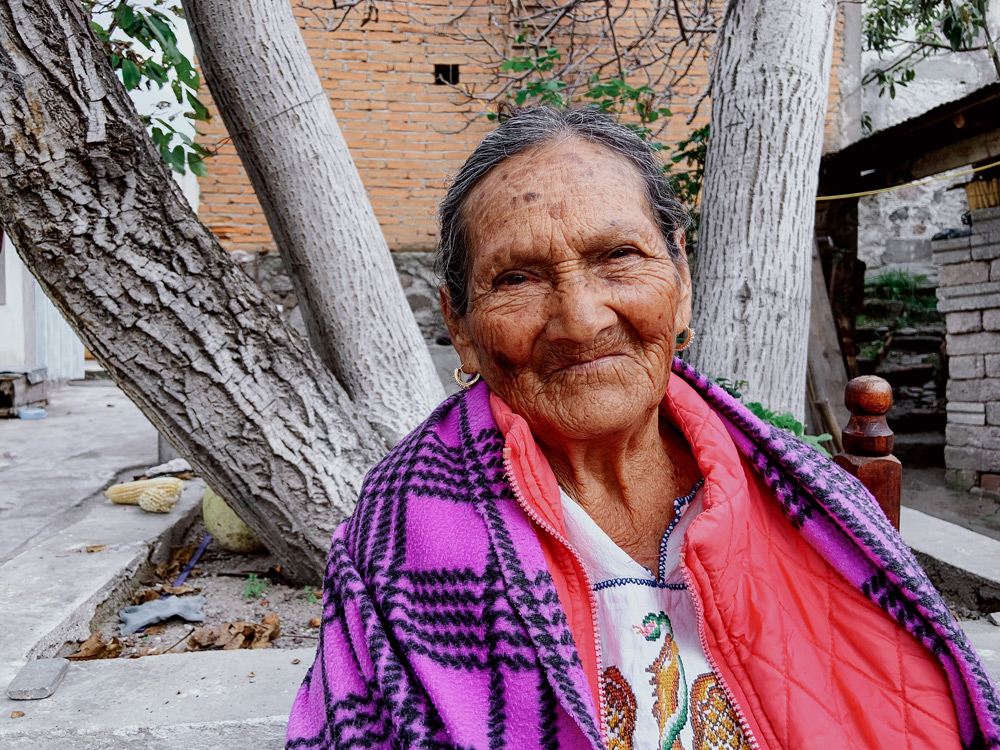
left=934, top=207, right=1000, bottom=490
left=237, top=250, right=445, bottom=341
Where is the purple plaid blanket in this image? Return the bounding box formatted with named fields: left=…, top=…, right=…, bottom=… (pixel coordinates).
left=286, top=359, right=1000, bottom=749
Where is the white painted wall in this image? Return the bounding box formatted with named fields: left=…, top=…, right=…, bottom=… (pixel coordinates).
left=0, top=236, right=84, bottom=380
left=0, top=239, right=28, bottom=368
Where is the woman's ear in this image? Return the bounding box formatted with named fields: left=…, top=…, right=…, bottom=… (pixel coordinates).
left=439, top=286, right=480, bottom=373
left=672, top=237, right=693, bottom=334
left=673, top=228, right=687, bottom=258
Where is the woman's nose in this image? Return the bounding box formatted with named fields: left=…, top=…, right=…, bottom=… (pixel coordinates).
left=545, top=277, right=617, bottom=343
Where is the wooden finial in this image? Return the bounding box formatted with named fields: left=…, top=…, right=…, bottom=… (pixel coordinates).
left=834, top=375, right=901, bottom=529
left=842, top=375, right=894, bottom=457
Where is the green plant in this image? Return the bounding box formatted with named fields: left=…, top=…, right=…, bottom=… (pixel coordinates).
left=710, top=377, right=749, bottom=400
left=82, top=0, right=211, bottom=175
left=745, top=402, right=834, bottom=457
left=300, top=586, right=320, bottom=604
left=666, top=125, right=709, bottom=220
left=864, top=269, right=938, bottom=313
left=858, top=339, right=886, bottom=362
left=710, top=376, right=833, bottom=456
left=242, top=573, right=268, bottom=599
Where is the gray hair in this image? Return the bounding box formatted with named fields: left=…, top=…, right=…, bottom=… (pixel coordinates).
left=436, top=106, right=690, bottom=316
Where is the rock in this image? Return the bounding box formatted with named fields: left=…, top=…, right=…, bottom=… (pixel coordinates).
left=6, top=658, right=69, bottom=700
left=202, top=486, right=265, bottom=554
left=144, top=458, right=192, bottom=477
left=987, top=612, right=1000, bottom=627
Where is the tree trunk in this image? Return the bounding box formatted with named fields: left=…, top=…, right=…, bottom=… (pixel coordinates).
left=182, top=0, right=444, bottom=446
left=691, top=0, right=837, bottom=417
left=0, top=0, right=391, bottom=584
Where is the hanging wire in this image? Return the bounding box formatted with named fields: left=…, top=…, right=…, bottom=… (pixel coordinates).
left=816, top=157, right=1000, bottom=201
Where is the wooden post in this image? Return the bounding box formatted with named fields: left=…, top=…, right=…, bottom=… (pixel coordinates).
left=834, top=376, right=902, bottom=529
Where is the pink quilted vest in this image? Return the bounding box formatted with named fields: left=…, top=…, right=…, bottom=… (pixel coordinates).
left=494, top=374, right=963, bottom=750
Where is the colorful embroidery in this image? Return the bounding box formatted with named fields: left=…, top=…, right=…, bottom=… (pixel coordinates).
left=637, top=612, right=688, bottom=750
left=602, top=665, right=638, bottom=750
left=690, top=673, right=751, bottom=750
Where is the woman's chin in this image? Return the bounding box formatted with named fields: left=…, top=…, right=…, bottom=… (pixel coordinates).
left=529, top=386, right=661, bottom=441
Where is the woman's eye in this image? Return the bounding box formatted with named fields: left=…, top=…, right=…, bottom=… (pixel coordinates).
left=497, top=273, right=528, bottom=287
left=607, top=247, right=639, bottom=260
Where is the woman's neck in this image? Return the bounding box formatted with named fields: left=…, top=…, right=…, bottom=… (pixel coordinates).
left=537, top=410, right=700, bottom=573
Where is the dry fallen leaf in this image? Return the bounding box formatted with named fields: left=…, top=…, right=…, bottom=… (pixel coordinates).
left=186, top=615, right=281, bottom=652
left=291, top=659, right=300, bottom=665
left=11, top=711, right=24, bottom=718
left=84, top=545, right=106, bottom=554
left=143, top=624, right=167, bottom=636
left=262, top=613, right=280, bottom=638
left=155, top=544, right=197, bottom=581
left=132, top=589, right=161, bottom=605
left=160, top=584, right=196, bottom=596
left=67, top=632, right=123, bottom=661
left=248, top=672, right=255, bottom=678
left=308, top=617, right=321, bottom=629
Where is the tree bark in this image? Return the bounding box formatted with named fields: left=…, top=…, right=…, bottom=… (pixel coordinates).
left=0, top=0, right=391, bottom=584
left=182, top=0, right=444, bottom=445
left=691, top=0, right=837, bottom=417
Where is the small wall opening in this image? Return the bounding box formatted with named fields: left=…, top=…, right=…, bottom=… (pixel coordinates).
left=434, top=64, right=460, bottom=86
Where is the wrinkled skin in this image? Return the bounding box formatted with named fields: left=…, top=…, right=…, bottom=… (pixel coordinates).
left=441, top=138, right=700, bottom=570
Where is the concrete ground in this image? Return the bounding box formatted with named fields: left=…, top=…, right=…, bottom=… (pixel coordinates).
left=902, top=466, right=1000, bottom=542
left=0, top=380, right=158, bottom=564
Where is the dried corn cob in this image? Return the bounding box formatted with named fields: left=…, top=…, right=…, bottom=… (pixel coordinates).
left=137, top=485, right=183, bottom=513
left=105, top=477, right=183, bottom=512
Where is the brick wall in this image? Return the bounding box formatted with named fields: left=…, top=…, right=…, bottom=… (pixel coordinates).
left=196, top=0, right=851, bottom=256
left=933, top=207, right=1000, bottom=490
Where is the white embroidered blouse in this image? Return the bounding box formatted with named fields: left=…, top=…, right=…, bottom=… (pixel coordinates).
left=560, top=480, right=752, bottom=750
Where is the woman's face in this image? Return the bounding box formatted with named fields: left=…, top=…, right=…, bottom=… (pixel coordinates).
left=443, top=138, right=692, bottom=441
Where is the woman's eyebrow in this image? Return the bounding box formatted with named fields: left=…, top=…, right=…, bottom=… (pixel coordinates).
left=472, top=221, right=656, bottom=278
left=578, top=222, right=652, bottom=252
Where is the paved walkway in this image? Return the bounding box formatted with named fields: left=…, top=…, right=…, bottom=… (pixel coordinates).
left=0, top=381, right=158, bottom=564
left=902, top=466, right=1000, bottom=542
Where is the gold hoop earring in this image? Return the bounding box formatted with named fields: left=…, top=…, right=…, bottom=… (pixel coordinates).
left=675, top=326, right=695, bottom=352
left=453, top=367, right=481, bottom=390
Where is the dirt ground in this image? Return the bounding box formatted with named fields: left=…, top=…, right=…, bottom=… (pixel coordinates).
left=83, top=518, right=324, bottom=660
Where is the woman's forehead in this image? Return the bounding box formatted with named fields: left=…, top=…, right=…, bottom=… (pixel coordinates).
left=463, top=139, right=659, bottom=262
left=473, top=138, right=640, bottom=195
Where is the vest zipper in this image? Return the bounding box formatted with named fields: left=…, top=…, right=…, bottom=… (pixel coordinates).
left=681, top=566, right=762, bottom=750
left=503, top=453, right=607, bottom=749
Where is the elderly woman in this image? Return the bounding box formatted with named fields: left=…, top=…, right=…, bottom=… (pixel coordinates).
left=287, top=108, right=999, bottom=750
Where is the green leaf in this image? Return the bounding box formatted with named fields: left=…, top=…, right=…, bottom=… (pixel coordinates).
left=146, top=12, right=178, bottom=48
left=121, top=59, right=141, bottom=90
left=90, top=19, right=110, bottom=42
left=187, top=92, right=211, bottom=122
left=162, top=143, right=186, bottom=174
left=175, top=56, right=199, bottom=89
left=187, top=151, right=208, bottom=177
left=114, top=3, right=135, bottom=30
left=145, top=60, right=168, bottom=86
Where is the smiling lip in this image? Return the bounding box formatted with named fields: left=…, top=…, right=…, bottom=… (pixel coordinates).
left=555, top=354, right=625, bottom=373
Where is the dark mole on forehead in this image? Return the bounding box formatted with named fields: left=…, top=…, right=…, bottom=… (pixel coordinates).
left=523, top=191, right=539, bottom=202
